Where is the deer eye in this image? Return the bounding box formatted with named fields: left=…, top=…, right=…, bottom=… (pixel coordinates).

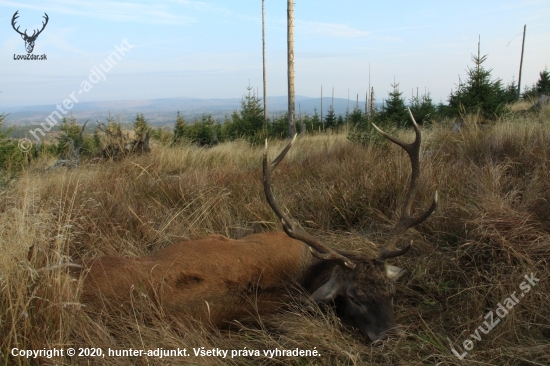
left=348, top=295, right=361, bottom=306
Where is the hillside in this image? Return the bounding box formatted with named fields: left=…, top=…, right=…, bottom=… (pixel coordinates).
left=2, top=95, right=371, bottom=127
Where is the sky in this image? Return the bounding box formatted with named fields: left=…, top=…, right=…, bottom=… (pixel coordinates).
left=1, top=0, right=549, bottom=109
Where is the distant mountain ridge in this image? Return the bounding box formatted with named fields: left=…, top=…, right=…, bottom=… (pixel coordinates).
left=3, top=95, right=373, bottom=126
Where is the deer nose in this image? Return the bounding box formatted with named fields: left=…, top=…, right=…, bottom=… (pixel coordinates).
left=368, top=326, right=404, bottom=343
left=367, top=331, right=389, bottom=343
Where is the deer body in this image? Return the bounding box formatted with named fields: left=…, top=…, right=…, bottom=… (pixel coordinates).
left=76, top=232, right=406, bottom=341
left=76, top=233, right=313, bottom=324
left=74, top=111, right=437, bottom=342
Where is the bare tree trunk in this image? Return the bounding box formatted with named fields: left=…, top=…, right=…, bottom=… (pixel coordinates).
left=287, top=0, right=296, bottom=137
left=518, top=24, right=526, bottom=100
left=299, top=104, right=306, bottom=134
left=367, top=62, right=370, bottom=117
left=262, top=0, right=268, bottom=128
left=347, top=89, right=350, bottom=116
left=369, top=87, right=375, bottom=119
left=321, top=85, right=323, bottom=126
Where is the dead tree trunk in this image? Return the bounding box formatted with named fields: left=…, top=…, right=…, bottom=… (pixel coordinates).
left=518, top=24, right=526, bottom=100
left=287, top=0, right=296, bottom=137
left=262, top=0, right=268, bottom=129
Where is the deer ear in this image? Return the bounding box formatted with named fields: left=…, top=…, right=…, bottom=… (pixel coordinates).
left=386, top=264, right=406, bottom=281
left=312, top=267, right=345, bottom=302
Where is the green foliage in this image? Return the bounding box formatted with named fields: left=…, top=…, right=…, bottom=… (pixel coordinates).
left=92, top=128, right=102, bottom=150
left=266, top=114, right=290, bottom=139
left=56, top=117, right=97, bottom=159
left=347, top=107, right=392, bottom=146
left=436, top=102, right=452, bottom=117
left=324, top=106, right=337, bottom=130
left=522, top=69, right=550, bottom=101
left=301, top=109, right=323, bottom=133
left=0, top=112, right=29, bottom=177
left=502, top=80, right=519, bottom=104
left=348, top=117, right=394, bottom=146
left=182, top=114, right=222, bottom=146
left=409, top=92, right=437, bottom=124
left=522, top=83, right=538, bottom=101
left=56, top=117, right=91, bottom=157
left=0, top=113, right=10, bottom=141
left=348, top=107, right=363, bottom=126
left=95, top=116, right=132, bottom=159
left=173, top=111, right=187, bottom=145
left=447, top=54, right=508, bottom=119
left=134, top=113, right=150, bottom=140
left=225, top=86, right=265, bottom=141
left=151, top=126, right=173, bottom=146
left=378, top=83, right=409, bottom=127
left=536, top=68, right=550, bottom=95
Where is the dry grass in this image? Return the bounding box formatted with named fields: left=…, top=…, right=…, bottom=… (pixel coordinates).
left=1, top=105, right=549, bottom=365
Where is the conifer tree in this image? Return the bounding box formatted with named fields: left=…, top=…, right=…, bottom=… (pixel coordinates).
left=227, top=86, right=264, bottom=139
left=310, top=109, right=322, bottom=132
left=536, top=68, right=550, bottom=95
left=324, top=106, right=337, bottom=130
left=502, top=80, right=519, bottom=104
left=173, top=111, right=187, bottom=144
left=348, top=107, right=363, bottom=126
left=239, top=86, right=264, bottom=133
left=57, top=116, right=90, bottom=158
left=0, top=112, right=25, bottom=173
left=378, top=83, right=408, bottom=127
left=409, top=92, right=437, bottom=124
left=448, top=54, right=507, bottom=119
left=134, top=113, right=150, bottom=140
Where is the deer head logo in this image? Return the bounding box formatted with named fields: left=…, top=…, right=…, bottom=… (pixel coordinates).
left=12, top=11, right=49, bottom=54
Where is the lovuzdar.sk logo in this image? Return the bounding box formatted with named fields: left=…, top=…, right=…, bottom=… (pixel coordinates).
left=12, top=10, right=48, bottom=60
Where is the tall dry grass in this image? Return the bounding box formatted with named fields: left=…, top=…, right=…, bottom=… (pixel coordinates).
left=1, top=105, right=549, bottom=365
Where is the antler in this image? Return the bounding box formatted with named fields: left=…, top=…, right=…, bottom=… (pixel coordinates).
left=11, top=11, right=25, bottom=37
left=372, top=108, right=438, bottom=261
left=263, top=135, right=356, bottom=269
left=11, top=11, right=48, bottom=39
left=33, top=13, right=49, bottom=38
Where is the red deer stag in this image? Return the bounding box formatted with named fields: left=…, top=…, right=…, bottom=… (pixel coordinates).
left=74, top=110, right=437, bottom=342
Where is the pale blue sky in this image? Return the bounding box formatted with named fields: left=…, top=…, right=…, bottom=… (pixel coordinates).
left=1, top=0, right=549, bottom=108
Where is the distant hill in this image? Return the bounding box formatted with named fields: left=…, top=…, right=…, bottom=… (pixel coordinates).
left=2, top=95, right=372, bottom=127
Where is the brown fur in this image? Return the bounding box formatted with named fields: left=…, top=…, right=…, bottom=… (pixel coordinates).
left=74, top=232, right=315, bottom=325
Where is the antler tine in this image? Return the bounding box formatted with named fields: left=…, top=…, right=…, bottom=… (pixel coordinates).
left=11, top=11, right=25, bottom=36
left=263, top=135, right=356, bottom=270
left=39, top=13, right=49, bottom=33
left=31, top=13, right=49, bottom=38
left=373, top=108, right=438, bottom=261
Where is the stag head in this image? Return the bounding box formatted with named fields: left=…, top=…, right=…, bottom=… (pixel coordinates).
left=12, top=11, right=49, bottom=54
left=263, top=109, right=437, bottom=342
